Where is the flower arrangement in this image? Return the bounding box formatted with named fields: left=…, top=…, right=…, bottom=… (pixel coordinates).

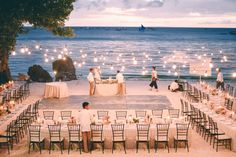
left=215, top=106, right=227, bottom=115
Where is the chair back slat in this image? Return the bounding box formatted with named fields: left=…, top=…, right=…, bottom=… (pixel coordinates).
left=61, top=111, right=72, bottom=120
left=111, top=124, right=125, bottom=141
left=97, top=111, right=108, bottom=120
left=68, top=124, right=81, bottom=141
left=136, top=124, right=150, bottom=141
left=152, top=109, right=163, bottom=118
left=135, top=111, right=146, bottom=119
left=48, top=124, right=62, bottom=141
left=176, top=123, right=190, bottom=140
left=29, top=125, right=41, bottom=142
left=91, top=124, right=103, bottom=141
left=43, top=111, right=54, bottom=120
left=116, top=111, right=127, bottom=120
left=168, top=109, right=180, bottom=118
left=156, top=124, right=169, bottom=141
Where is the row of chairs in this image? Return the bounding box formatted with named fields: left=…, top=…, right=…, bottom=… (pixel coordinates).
left=224, top=98, right=234, bottom=110
left=180, top=98, right=232, bottom=152
left=42, top=109, right=181, bottom=121
left=182, top=82, right=210, bottom=103
left=225, top=84, right=236, bottom=98
left=0, top=100, right=40, bottom=154
left=28, top=122, right=190, bottom=154
left=1, top=82, right=30, bottom=105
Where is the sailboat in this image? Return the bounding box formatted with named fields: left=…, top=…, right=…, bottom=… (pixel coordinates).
left=139, top=24, right=146, bottom=31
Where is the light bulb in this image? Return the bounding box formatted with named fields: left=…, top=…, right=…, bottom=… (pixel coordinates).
left=233, top=72, right=236, bottom=77
left=35, top=45, right=40, bottom=49
left=58, top=54, right=62, bottom=59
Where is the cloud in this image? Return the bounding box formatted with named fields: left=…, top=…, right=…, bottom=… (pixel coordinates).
left=69, top=0, right=236, bottom=27
left=189, top=12, right=201, bottom=17
left=146, top=0, right=165, bottom=7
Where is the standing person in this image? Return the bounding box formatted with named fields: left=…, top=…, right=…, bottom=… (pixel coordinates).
left=216, top=68, right=225, bottom=90
left=116, top=70, right=125, bottom=96
left=78, top=102, right=92, bottom=153
left=149, top=66, right=158, bottom=92
left=87, top=68, right=95, bottom=96
left=94, top=67, right=101, bottom=83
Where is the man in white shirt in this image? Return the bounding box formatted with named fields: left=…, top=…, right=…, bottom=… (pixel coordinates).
left=116, top=70, right=125, bottom=95
left=149, top=66, right=158, bottom=92
left=170, top=80, right=179, bottom=92
left=78, top=102, right=92, bottom=153
left=216, top=68, right=225, bottom=90
left=87, top=68, right=95, bottom=96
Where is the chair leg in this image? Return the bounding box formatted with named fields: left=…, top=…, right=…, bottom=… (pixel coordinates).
left=124, top=141, right=126, bottom=154
left=49, top=142, right=51, bottom=154
left=102, top=142, right=104, bottom=154
left=28, top=143, right=31, bottom=154
left=186, top=141, right=189, bottom=152
left=112, top=142, right=114, bottom=154
left=39, top=142, right=42, bottom=154
left=68, top=142, right=70, bottom=154
left=7, top=143, right=10, bottom=154
left=89, top=142, right=92, bottom=154
left=167, top=142, right=169, bottom=153
left=136, top=142, right=138, bottom=153
left=175, top=140, right=177, bottom=152
left=154, top=141, right=157, bottom=153
left=61, top=142, right=64, bottom=154
left=147, top=142, right=150, bottom=153
left=79, top=142, right=82, bottom=154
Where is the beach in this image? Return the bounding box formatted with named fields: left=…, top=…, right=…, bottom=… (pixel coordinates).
left=0, top=80, right=235, bottom=156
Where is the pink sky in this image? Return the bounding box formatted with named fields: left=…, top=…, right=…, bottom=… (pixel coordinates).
left=65, top=0, right=236, bottom=28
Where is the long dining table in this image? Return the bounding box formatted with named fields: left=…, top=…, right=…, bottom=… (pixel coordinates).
left=192, top=82, right=236, bottom=152
left=36, top=109, right=192, bottom=149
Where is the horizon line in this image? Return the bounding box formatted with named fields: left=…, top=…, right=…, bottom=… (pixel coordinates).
left=24, top=25, right=236, bottom=29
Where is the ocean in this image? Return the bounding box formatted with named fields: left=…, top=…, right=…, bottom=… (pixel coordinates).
left=10, top=27, right=236, bottom=81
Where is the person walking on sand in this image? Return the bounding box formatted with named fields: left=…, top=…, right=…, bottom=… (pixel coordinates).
left=216, top=68, right=225, bottom=91
left=116, top=70, right=125, bottom=96
left=78, top=102, right=92, bottom=153
left=149, top=66, right=158, bottom=92
left=87, top=68, right=95, bottom=96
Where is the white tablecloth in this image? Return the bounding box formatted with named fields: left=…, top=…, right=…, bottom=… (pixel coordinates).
left=95, top=83, right=125, bottom=96
left=194, top=83, right=236, bottom=112
left=44, top=82, right=69, bottom=99
left=193, top=103, right=236, bottom=152
left=0, top=104, right=29, bottom=134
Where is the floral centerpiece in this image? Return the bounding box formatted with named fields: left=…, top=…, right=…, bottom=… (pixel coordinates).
left=102, top=115, right=111, bottom=124
left=215, top=106, right=227, bottom=115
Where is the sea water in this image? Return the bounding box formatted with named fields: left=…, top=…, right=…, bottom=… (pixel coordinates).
left=10, top=27, right=236, bottom=81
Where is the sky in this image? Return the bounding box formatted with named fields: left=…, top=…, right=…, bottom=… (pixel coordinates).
left=65, top=0, right=236, bottom=28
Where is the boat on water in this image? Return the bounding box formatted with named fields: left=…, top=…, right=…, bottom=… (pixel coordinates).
left=139, top=24, right=146, bottom=31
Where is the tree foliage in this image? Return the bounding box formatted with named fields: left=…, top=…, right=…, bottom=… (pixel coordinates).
left=0, top=0, right=75, bottom=83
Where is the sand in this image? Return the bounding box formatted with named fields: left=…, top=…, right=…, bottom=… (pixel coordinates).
left=0, top=80, right=235, bottom=156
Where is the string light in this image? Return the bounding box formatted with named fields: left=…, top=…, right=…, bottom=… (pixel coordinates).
left=35, top=45, right=40, bottom=49
left=20, top=48, right=25, bottom=53
left=58, top=54, right=62, bottom=59
left=11, top=44, right=232, bottom=79
left=94, top=57, right=98, bottom=62
left=233, top=72, right=236, bottom=77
